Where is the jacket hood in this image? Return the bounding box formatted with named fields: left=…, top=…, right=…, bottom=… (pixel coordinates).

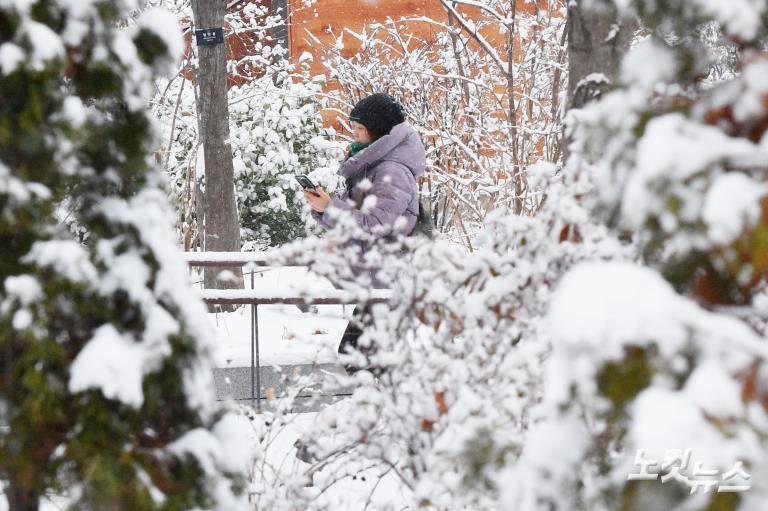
left=338, top=122, right=426, bottom=181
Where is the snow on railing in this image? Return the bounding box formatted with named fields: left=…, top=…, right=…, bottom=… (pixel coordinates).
left=183, top=251, right=278, bottom=267
left=197, top=288, right=392, bottom=305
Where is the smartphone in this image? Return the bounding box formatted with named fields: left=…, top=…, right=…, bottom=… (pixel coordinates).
left=295, top=175, right=320, bottom=196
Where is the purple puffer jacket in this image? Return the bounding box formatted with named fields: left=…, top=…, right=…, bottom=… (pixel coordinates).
left=312, top=122, right=425, bottom=235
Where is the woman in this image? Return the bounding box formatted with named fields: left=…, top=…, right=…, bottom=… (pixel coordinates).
left=304, top=93, right=425, bottom=242
left=302, top=92, right=426, bottom=372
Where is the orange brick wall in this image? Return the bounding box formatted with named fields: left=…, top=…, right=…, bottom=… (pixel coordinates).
left=181, top=1, right=556, bottom=89
left=288, top=0, right=446, bottom=74
left=287, top=0, right=555, bottom=76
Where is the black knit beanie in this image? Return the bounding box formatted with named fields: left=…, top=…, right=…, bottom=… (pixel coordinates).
left=349, top=93, right=406, bottom=140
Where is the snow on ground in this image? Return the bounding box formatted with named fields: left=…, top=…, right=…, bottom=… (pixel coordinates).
left=205, top=268, right=411, bottom=508
left=246, top=405, right=412, bottom=509
left=202, top=267, right=353, bottom=368
left=200, top=268, right=413, bottom=508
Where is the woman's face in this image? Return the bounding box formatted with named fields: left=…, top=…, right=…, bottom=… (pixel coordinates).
left=351, top=121, right=373, bottom=144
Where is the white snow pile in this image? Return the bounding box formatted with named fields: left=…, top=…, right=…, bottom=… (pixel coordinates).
left=623, top=113, right=767, bottom=243
left=168, top=416, right=253, bottom=509
left=0, top=41, right=24, bottom=74
left=169, top=414, right=254, bottom=476
left=621, top=38, right=676, bottom=92
left=69, top=325, right=148, bottom=407
left=23, top=240, right=99, bottom=284
left=2, top=275, right=43, bottom=330
left=137, top=8, right=184, bottom=71
left=0, top=162, right=51, bottom=204
left=576, top=86, right=768, bottom=256
left=546, top=262, right=765, bottom=404
left=3, top=275, right=43, bottom=306
left=23, top=20, right=65, bottom=70
left=702, top=172, right=767, bottom=245
left=534, top=261, right=768, bottom=499
left=500, top=414, right=592, bottom=510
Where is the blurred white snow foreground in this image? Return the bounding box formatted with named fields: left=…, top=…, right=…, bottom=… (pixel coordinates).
left=501, top=262, right=766, bottom=508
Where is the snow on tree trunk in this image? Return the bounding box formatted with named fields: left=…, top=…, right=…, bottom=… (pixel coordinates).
left=0, top=0, right=250, bottom=508
left=191, top=0, right=245, bottom=292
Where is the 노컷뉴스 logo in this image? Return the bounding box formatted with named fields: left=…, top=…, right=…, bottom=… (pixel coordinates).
left=627, top=449, right=751, bottom=494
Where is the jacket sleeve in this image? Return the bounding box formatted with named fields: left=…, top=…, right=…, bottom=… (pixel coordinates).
left=311, top=209, right=334, bottom=230
left=311, top=182, right=349, bottom=230
left=321, top=162, right=414, bottom=233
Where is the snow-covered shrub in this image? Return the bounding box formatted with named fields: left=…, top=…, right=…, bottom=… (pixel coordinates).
left=499, top=1, right=768, bottom=509
left=240, top=166, right=625, bottom=509
left=231, top=56, right=343, bottom=250
left=0, top=2, right=249, bottom=509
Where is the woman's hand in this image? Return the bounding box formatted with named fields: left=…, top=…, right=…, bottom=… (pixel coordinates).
left=303, top=187, right=331, bottom=213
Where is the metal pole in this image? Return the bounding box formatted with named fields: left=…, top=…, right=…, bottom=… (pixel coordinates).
left=249, top=269, right=262, bottom=413
left=250, top=271, right=255, bottom=410
left=255, top=303, right=261, bottom=413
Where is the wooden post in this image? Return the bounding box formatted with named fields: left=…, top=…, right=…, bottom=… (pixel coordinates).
left=190, top=0, right=245, bottom=295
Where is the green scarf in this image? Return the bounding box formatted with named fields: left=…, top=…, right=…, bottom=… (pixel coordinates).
left=349, top=141, right=369, bottom=156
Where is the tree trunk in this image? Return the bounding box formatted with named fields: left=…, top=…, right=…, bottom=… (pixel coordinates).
left=549, top=26, right=568, bottom=163
left=191, top=0, right=244, bottom=294
left=506, top=0, right=522, bottom=216
left=271, top=0, right=289, bottom=51
left=566, top=0, right=635, bottom=110
left=6, top=483, right=39, bottom=511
